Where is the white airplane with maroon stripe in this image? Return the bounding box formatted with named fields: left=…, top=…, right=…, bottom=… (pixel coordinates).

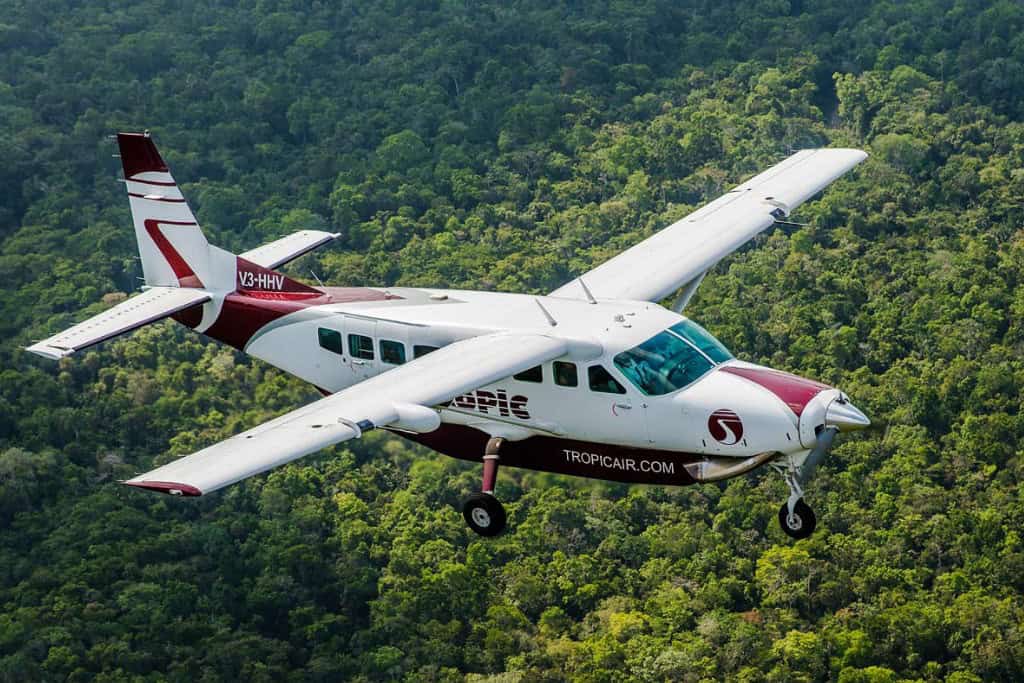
left=27, top=132, right=870, bottom=539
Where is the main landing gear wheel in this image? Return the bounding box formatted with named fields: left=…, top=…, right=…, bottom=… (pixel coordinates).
left=463, top=493, right=506, bottom=537
left=778, top=498, right=816, bottom=539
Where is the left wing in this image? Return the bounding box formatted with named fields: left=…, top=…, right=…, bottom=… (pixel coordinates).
left=239, top=229, right=340, bottom=270
left=123, top=332, right=568, bottom=496
left=551, top=148, right=866, bottom=304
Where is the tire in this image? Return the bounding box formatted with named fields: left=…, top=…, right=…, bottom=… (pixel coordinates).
left=462, top=493, right=507, bottom=537
left=778, top=498, right=816, bottom=539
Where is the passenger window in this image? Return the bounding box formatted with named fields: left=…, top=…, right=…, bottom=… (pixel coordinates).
left=380, top=339, right=406, bottom=365
left=514, top=365, right=543, bottom=383
left=553, top=361, right=578, bottom=387
left=414, top=345, right=439, bottom=358
left=588, top=365, right=625, bottom=394
left=348, top=334, right=374, bottom=360
left=318, top=328, right=344, bottom=355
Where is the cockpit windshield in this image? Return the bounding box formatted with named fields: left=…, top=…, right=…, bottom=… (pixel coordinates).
left=669, top=319, right=733, bottom=363
left=612, top=321, right=732, bottom=396
left=614, top=331, right=712, bottom=395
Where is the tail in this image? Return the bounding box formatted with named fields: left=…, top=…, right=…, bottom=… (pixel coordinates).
left=24, top=132, right=336, bottom=360
left=118, top=132, right=222, bottom=289
left=118, top=132, right=333, bottom=295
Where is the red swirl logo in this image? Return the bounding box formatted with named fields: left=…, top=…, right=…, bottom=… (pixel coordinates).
left=708, top=409, right=744, bottom=445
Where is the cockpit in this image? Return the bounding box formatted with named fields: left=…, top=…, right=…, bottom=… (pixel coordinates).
left=613, top=320, right=733, bottom=395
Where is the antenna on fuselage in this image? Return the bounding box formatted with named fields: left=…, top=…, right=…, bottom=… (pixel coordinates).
left=534, top=299, right=558, bottom=327
left=578, top=277, right=597, bottom=304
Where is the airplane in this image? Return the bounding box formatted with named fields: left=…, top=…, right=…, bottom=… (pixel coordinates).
left=26, top=132, right=870, bottom=540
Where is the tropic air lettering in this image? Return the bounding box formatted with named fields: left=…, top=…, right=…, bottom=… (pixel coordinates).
left=451, top=389, right=530, bottom=419
left=563, top=449, right=675, bottom=474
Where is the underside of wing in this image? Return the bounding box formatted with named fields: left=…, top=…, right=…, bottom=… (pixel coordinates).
left=551, top=148, right=867, bottom=304
left=26, top=287, right=210, bottom=360
left=123, top=332, right=568, bottom=495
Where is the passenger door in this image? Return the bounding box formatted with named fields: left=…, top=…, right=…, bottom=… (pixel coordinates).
left=562, top=362, right=651, bottom=447
left=344, top=316, right=378, bottom=382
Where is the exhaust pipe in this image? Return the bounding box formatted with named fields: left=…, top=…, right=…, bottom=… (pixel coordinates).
left=684, top=451, right=778, bottom=483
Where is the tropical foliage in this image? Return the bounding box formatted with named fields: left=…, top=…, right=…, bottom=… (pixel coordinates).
left=2, top=0, right=1024, bottom=680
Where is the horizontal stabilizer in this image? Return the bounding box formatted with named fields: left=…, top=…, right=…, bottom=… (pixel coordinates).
left=26, top=287, right=210, bottom=360
left=239, top=230, right=339, bottom=270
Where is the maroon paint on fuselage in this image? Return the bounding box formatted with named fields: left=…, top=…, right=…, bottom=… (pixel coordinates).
left=720, top=365, right=830, bottom=417
left=172, top=282, right=401, bottom=351
left=396, top=423, right=701, bottom=486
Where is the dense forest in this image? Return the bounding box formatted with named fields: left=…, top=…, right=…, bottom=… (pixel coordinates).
left=2, top=0, right=1024, bottom=680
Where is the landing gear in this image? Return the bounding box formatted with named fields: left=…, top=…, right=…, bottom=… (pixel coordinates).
left=774, top=434, right=831, bottom=540
left=463, top=492, right=506, bottom=536
left=778, top=498, right=816, bottom=539
left=462, top=437, right=507, bottom=537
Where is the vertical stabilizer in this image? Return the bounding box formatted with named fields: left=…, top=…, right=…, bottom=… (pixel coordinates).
left=117, top=132, right=213, bottom=288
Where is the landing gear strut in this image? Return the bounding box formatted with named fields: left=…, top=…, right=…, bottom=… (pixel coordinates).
left=778, top=468, right=816, bottom=539
left=774, top=427, right=837, bottom=540
left=462, top=437, right=507, bottom=536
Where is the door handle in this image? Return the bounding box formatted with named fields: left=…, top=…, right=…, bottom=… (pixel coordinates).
left=614, top=403, right=632, bottom=410
left=352, top=359, right=368, bottom=366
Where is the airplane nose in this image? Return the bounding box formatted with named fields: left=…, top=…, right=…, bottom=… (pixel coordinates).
left=825, top=397, right=870, bottom=432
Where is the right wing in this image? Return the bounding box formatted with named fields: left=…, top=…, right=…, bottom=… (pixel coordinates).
left=239, top=230, right=339, bottom=270
left=123, top=332, right=568, bottom=496
left=26, top=287, right=210, bottom=360
left=551, top=148, right=867, bottom=304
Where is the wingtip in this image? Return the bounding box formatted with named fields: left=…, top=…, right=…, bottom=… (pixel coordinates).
left=121, top=479, right=202, bottom=496
left=25, top=343, right=70, bottom=361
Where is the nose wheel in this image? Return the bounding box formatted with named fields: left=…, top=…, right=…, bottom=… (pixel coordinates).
left=776, top=455, right=819, bottom=539
left=462, top=437, right=507, bottom=537
left=778, top=498, right=816, bottom=539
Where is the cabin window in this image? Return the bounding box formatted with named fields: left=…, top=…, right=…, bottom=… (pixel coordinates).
left=348, top=334, right=374, bottom=360
left=668, top=319, right=733, bottom=363
left=514, top=365, right=543, bottom=383
left=318, top=328, right=344, bottom=355
left=588, top=365, right=625, bottom=394
left=554, top=361, right=578, bottom=387
left=380, top=339, right=406, bottom=365
left=614, top=330, right=713, bottom=395
left=414, top=345, right=439, bottom=358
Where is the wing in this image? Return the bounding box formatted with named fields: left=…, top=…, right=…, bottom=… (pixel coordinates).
left=26, top=287, right=210, bottom=360
left=551, top=148, right=867, bottom=304
left=239, top=230, right=339, bottom=270
left=123, top=332, right=568, bottom=495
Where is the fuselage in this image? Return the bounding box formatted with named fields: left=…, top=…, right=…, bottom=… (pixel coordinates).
left=175, top=284, right=861, bottom=486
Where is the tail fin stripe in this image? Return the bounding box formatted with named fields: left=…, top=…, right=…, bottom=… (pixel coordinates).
left=143, top=219, right=204, bottom=288
left=127, top=177, right=177, bottom=187
left=128, top=192, right=188, bottom=203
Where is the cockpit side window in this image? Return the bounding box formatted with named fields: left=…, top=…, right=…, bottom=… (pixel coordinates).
left=588, top=365, right=626, bottom=394
left=613, top=331, right=713, bottom=395
left=669, top=320, right=733, bottom=363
